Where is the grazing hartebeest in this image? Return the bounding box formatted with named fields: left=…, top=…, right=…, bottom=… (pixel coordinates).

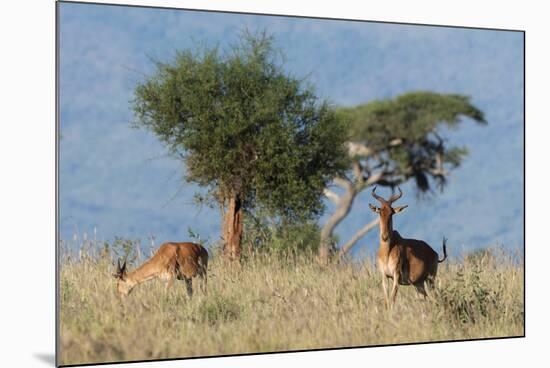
left=113, top=242, right=208, bottom=298
left=369, top=187, right=447, bottom=308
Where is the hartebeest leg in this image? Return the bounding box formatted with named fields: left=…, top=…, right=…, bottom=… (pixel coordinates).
left=390, top=271, right=399, bottom=307
left=185, top=277, right=193, bottom=298
left=165, top=276, right=175, bottom=291
left=414, top=283, right=428, bottom=299
left=381, top=274, right=390, bottom=308
left=199, top=271, right=207, bottom=294
left=424, top=277, right=436, bottom=299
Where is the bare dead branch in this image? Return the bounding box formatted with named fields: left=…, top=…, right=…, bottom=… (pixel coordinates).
left=389, top=138, right=403, bottom=146
left=338, top=218, right=380, bottom=257
left=323, top=188, right=340, bottom=205
left=333, top=176, right=354, bottom=191
left=429, top=168, right=449, bottom=176
left=365, top=171, right=386, bottom=186
left=346, top=142, right=374, bottom=157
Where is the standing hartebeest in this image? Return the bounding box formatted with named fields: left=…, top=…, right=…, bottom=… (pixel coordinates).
left=369, top=187, right=447, bottom=308
left=113, top=242, right=208, bottom=298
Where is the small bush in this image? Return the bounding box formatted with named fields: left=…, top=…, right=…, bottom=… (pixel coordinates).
left=242, top=215, right=321, bottom=258
left=198, top=294, right=241, bottom=325
left=433, top=265, right=499, bottom=324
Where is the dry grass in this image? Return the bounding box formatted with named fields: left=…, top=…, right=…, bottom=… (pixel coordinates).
left=59, top=248, right=523, bottom=366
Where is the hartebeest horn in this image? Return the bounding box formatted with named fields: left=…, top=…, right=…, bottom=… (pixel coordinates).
left=117, top=258, right=126, bottom=273
left=371, top=186, right=387, bottom=204
left=114, top=258, right=126, bottom=279
left=388, top=186, right=403, bottom=204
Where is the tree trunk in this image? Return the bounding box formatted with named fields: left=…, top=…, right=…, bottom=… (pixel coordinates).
left=222, top=193, right=244, bottom=261
left=319, top=177, right=356, bottom=264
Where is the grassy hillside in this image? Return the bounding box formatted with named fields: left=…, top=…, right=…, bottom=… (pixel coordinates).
left=59, top=248, right=523, bottom=366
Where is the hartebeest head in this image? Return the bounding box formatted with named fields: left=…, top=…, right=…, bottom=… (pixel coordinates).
left=369, top=186, right=408, bottom=241
left=113, top=258, right=133, bottom=296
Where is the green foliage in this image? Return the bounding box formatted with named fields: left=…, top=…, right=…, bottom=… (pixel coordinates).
left=133, top=30, right=348, bottom=222
left=242, top=212, right=322, bottom=256
left=433, top=264, right=499, bottom=324
left=337, top=91, right=486, bottom=192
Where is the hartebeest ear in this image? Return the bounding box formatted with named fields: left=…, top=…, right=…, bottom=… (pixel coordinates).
left=368, top=203, right=380, bottom=213
left=113, top=269, right=122, bottom=279
left=393, top=205, right=408, bottom=214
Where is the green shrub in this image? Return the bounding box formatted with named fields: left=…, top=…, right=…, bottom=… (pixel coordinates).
left=433, top=265, right=499, bottom=324
left=198, top=293, right=241, bottom=325
left=242, top=214, right=321, bottom=258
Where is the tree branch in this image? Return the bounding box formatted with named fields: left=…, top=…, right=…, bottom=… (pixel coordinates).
left=365, top=171, right=386, bottom=186
left=352, top=161, right=365, bottom=188
left=389, top=138, right=403, bottom=147
left=323, top=188, right=340, bottom=205
left=346, top=138, right=402, bottom=158
left=333, top=176, right=354, bottom=191
left=346, top=142, right=373, bottom=157
left=338, top=218, right=380, bottom=258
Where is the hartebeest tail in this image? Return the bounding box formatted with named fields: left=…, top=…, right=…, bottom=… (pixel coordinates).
left=369, top=186, right=449, bottom=308
left=438, top=238, right=448, bottom=263
left=113, top=242, right=208, bottom=298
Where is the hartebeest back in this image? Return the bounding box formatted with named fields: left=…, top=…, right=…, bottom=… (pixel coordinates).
left=113, top=242, right=208, bottom=297
left=369, top=187, right=447, bottom=308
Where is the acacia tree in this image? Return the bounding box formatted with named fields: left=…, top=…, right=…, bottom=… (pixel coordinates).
left=133, top=32, right=348, bottom=261
left=319, top=92, right=486, bottom=262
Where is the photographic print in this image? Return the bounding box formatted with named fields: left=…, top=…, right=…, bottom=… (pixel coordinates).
left=57, top=1, right=524, bottom=366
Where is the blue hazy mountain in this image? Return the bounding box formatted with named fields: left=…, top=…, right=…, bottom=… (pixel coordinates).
left=58, top=3, right=524, bottom=257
